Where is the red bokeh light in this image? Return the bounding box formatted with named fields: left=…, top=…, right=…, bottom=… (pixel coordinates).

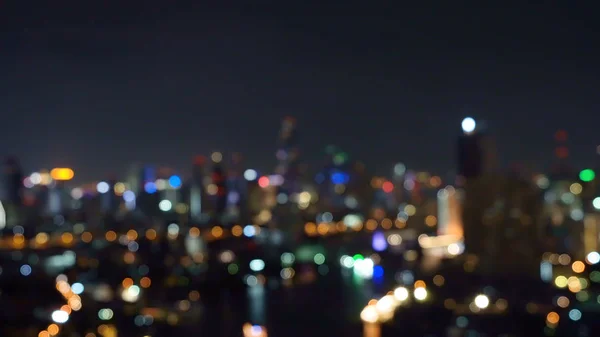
left=258, top=176, right=270, bottom=188
left=382, top=181, right=394, bottom=193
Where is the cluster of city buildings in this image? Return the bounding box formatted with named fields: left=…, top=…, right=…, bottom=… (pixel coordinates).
left=1, top=117, right=600, bottom=278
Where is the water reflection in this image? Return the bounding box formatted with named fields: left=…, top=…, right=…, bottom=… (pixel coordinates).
left=247, top=285, right=266, bottom=325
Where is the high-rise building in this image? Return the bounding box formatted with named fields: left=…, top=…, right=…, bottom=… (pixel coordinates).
left=210, top=153, right=228, bottom=219
left=189, top=155, right=207, bottom=222
left=458, top=118, right=541, bottom=276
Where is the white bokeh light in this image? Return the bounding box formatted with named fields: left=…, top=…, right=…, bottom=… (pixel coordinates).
left=159, top=200, right=172, bottom=212
left=51, top=310, right=69, bottom=323
left=593, top=197, right=600, bottom=210
left=243, top=169, right=258, bottom=181
left=474, top=294, right=490, bottom=309
left=96, top=181, right=110, bottom=194
left=461, top=117, right=476, bottom=134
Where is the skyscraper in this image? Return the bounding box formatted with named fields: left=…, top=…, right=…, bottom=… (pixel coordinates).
left=210, top=152, right=228, bottom=219
left=457, top=117, right=497, bottom=181
left=189, top=155, right=207, bottom=222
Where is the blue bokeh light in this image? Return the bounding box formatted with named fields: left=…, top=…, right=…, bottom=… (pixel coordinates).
left=144, top=182, right=157, bottom=194
left=168, top=175, right=182, bottom=188
left=331, top=171, right=350, bottom=184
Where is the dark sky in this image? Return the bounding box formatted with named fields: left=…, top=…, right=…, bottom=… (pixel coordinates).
left=1, top=1, right=599, bottom=182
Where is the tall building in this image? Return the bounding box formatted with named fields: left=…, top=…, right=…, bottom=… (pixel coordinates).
left=189, top=155, right=207, bottom=222
left=458, top=118, right=542, bottom=276
left=457, top=118, right=497, bottom=181
left=210, top=153, right=228, bottom=219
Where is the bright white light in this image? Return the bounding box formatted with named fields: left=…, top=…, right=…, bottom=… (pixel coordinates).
left=159, top=200, right=172, bottom=212
left=593, top=197, right=600, bottom=210
left=243, top=225, right=256, bottom=237
left=474, top=294, right=490, bottom=309
left=249, top=259, right=265, bottom=272
left=353, top=258, right=374, bottom=279
left=461, top=117, right=476, bottom=134
left=586, top=251, right=600, bottom=265
left=121, top=285, right=141, bottom=303
left=360, top=305, right=379, bottom=323
left=243, top=169, right=258, bottom=181
left=447, top=243, right=463, bottom=256
left=71, top=282, right=84, bottom=295
left=51, top=310, right=69, bottom=323
left=96, top=181, right=110, bottom=194
left=413, top=287, right=428, bottom=301
left=375, top=295, right=397, bottom=314
left=0, top=201, right=5, bottom=230
left=393, top=287, right=409, bottom=301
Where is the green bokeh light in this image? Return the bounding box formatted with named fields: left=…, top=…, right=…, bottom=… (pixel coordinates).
left=579, top=169, right=595, bottom=182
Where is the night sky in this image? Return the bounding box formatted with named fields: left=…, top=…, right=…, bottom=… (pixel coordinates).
left=2, top=1, right=599, bottom=182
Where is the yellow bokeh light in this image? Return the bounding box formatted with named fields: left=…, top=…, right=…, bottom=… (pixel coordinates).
left=81, top=232, right=93, bottom=243
left=425, top=215, right=437, bottom=227
left=554, top=275, right=568, bottom=288
left=231, top=225, right=243, bottom=237
left=122, top=278, right=134, bottom=288
left=546, top=311, right=559, bottom=325
left=61, top=232, right=74, bottom=245
left=50, top=168, right=74, bottom=181
left=126, top=229, right=138, bottom=241
left=105, top=231, right=117, bottom=242
left=140, top=277, right=151, bottom=288
left=414, top=280, right=426, bottom=288
left=189, top=227, right=200, bottom=238
left=145, top=229, right=157, bottom=240
left=572, top=261, right=585, bottom=273
left=211, top=226, right=223, bottom=238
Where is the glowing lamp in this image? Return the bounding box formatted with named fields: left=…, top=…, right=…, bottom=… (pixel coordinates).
left=50, top=168, right=75, bottom=181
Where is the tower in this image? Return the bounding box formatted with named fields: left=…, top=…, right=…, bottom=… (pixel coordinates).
left=189, top=155, right=207, bottom=222
left=210, top=152, right=228, bottom=220
left=457, top=117, right=497, bottom=182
